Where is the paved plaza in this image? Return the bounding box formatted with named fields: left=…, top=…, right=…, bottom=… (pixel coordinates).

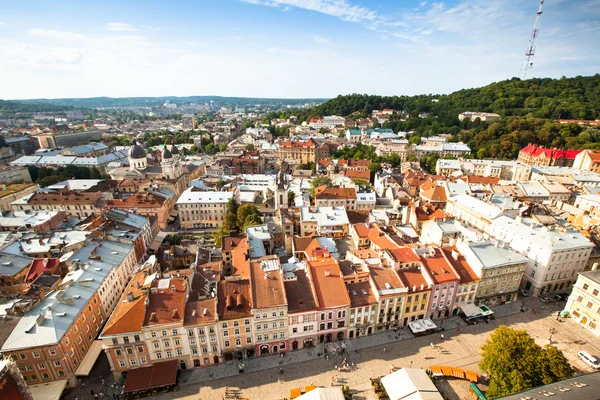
left=142, top=297, right=600, bottom=400
left=61, top=298, right=600, bottom=400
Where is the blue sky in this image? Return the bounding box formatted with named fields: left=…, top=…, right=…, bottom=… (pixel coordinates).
left=0, top=0, right=598, bottom=99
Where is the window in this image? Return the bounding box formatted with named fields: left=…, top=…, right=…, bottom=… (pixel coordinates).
left=174, top=339, right=181, bottom=346
left=593, top=289, right=599, bottom=296
left=222, top=322, right=228, bottom=329
left=112, top=338, right=118, bottom=345
left=42, top=373, right=49, bottom=379
left=54, top=361, right=61, bottom=367
left=176, top=349, right=183, bottom=356
left=166, top=350, right=173, bottom=358
left=162, top=330, right=168, bottom=337
left=127, top=347, right=133, bottom=355
left=19, top=354, right=26, bottom=360
left=245, top=327, right=251, bottom=334
left=151, top=332, right=157, bottom=338
left=583, top=283, right=589, bottom=290
left=236, top=338, right=241, bottom=346
left=224, top=341, right=230, bottom=348
left=119, top=360, right=126, bottom=367
left=123, top=336, right=130, bottom=344
left=246, top=337, right=252, bottom=344
left=245, top=319, right=250, bottom=325
left=32, top=351, right=40, bottom=358
left=163, top=340, right=170, bottom=347
left=172, top=329, right=178, bottom=335
left=257, top=335, right=262, bottom=341
left=30, top=375, right=38, bottom=381
left=37, top=363, right=46, bottom=370
left=137, top=346, right=144, bottom=353
left=134, top=335, right=141, bottom=342
left=115, top=349, right=122, bottom=356
left=58, top=370, right=65, bottom=377
left=140, top=356, right=147, bottom=364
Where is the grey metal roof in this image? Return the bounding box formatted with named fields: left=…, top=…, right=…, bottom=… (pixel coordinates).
left=0, top=252, right=33, bottom=278
left=466, top=240, right=530, bottom=269
left=1, top=240, right=133, bottom=351
left=498, top=371, right=600, bottom=399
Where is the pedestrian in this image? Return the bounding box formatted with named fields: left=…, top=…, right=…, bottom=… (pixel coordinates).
left=383, top=347, right=386, bottom=352
left=440, top=334, right=444, bottom=340
left=91, top=390, right=95, bottom=396
left=355, top=349, right=358, bottom=354
left=457, top=329, right=460, bottom=333
left=430, top=342, right=434, bottom=348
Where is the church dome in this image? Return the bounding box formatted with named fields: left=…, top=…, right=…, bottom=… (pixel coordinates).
left=128, top=139, right=146, bottom=159
left=162, top=147, right=173, bottom=159
left=169, top=144, right=180, bottom=155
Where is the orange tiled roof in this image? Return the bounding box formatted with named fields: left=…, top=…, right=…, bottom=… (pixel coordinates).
left=346, top=281, right=377, bottom=308
left=397, top=268, right=430, bottom=292
left=308, top=257, right=350, bottom=308
left=144, top=277, right=187, bottom=326
left=217, top=278, right=252, bottom=320
left=27, top=191, right=101, bottom=206
left=314, top=186, right=357, bottom=200
left=419, top=248, right=460, bottom=285
left=353, top=223, right=370, bottom=238
left=386, top=247, right=420, bottom=263
left=102, top=269, right=151, bottom=336
left=284, top=269, right=318, bottom=313
left=345, top=169, right=370, bottom=180
left=368, top=225, right=400, bottom=250
left=442, top=247, right=479, bottom=284
left=421, top=186, right=447, bottom=202
left=250, top=256, right=287, bottom=309
left=184, top=297, right=218, bottom=326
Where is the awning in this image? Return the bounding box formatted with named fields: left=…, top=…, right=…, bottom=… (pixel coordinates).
left=29, top=379, right=68, bottom=400
left=75, top=340, right=104, bottom=376
left=149, top=231, right=168, bottom=252
left=124, top=360, right=178, bottom=394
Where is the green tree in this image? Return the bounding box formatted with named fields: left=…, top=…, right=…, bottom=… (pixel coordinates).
left=236, top=204, right=260, bottom=230
left=241, top=213, right=262, bottom=230
left=367, top=162, right=383, bottom=181
left=409, top=135, right=422, bottom=145
left=215, top=178, right=225, bottom=190
left=245, top=144, right=255, bottom=151
left=351, top=177, right=372, bottom=192
left=168, top=235, right=182, bottom=246
left=38, top=175, right=64, bottom=187
left=480, top=326, right=574, bottom=399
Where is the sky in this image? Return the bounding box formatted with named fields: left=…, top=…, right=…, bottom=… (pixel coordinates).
left=0, top=0, right=599, bottom=100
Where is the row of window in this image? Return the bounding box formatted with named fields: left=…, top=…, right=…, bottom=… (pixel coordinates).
left=256, top=332, right=286, bottom=342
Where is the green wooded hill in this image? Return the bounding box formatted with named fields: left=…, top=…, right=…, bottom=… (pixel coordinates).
left=278, top=74, right=600, bottom=121
left=268, top=74, right=600, bottom=159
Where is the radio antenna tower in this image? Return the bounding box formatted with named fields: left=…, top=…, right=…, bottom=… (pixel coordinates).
left=519, top=0, right=544, bottom=80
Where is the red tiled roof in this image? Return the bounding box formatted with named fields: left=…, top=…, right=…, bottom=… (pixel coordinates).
left=345, top=169, right=371, bottom=180
left=442, top=247, right=479, bottom=284
left=217, top=278, right=252, bottom=320
left=421, top=186, right=447, bottom=202
left=250, top=256, right=287, bottom=309
left=314, top=186, right=357, bottom=200
left=284, top=269, right=318, bottom=313
left=520, top=145, right=582, bottom=160
left=419, top=248, right=460, bottom=285
left=397, top=268, right=430, bottom=292
left=386, top=247, right=420, bottom=263
left=25, top=258, right=60, bottom=283
left=346, top=281, right=377, bottom=308
left=353, top=223, right=370, bottom=238
left=368, top=225, right=400, bottom=250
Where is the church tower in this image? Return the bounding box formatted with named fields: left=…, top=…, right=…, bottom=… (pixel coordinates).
left=128, top=139, right=147, bottom=171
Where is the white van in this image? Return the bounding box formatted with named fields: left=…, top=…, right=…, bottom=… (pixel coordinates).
left=578, top=351, right=600, bottom=369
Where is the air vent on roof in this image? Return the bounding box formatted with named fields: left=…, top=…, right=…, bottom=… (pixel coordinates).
left=361, top=289, right=367, bottom=295
left=352, top=290, right=357, bottom=296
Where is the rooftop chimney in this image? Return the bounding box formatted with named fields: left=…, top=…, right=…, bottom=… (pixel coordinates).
left=149, top=312, right=157, bottom=322
left=127, top=292, right=134, bottom=302
left=172, top=309, right=179, bottom=319
left=592, top=263, right=599, bottom=272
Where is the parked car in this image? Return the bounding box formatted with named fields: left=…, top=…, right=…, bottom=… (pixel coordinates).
left=540, top=297, right=552, bottom=303
left=578, top=351, right=600, bottom=369
left=554, top=293, right=569, bottom=301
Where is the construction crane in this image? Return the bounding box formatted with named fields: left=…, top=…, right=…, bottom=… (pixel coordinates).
left=519, top=0, right=544, bottom=80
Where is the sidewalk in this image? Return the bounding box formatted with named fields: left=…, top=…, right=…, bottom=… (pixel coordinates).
left=178, top=300, right=524, bottom=388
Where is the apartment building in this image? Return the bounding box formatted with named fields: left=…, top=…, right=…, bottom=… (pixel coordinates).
left=456, top=240, right=527, bottom=306
left=217, top=277, right=254, bottom=361
left=416, top=247, right=461, bottom=319
left=0, top=243, right=134, bottom=387
left=491, top=216, right=595, bottom=296
left=346, top=280, right=377, bottom=339
left=250, top=256, right=289, bottom=356
left=300, top=206, right=349, bottom=238
left=176, top=189, right=233, bottom=229
left=460, top=159, right=531, bottom=181
left=308, top=256, right=350, bottom=343
left=564, top=267, right=600, bottom=336
left=11, top=190, right=100, bottom=218
left=35, top=130, right=103, bottom=148
left=396, top=268, right=433, bottom=326
left=444, top=194, right=511, bottom=235
left=282, top=260, right=320, bottom=350
left=573, top=150, right=600, bottom=173
left=314, top=186, right=357, bottom=211
left=518, top=144, right=582, bottom=167
left=458, top=111, right=501, bottom=122
left=279, top=139, right=328, bottom=164
left=441, top=247, right=480, bottom=315
left=103, top=192, right=172, bottom=229
left=0, top=165, right=33, bottom=184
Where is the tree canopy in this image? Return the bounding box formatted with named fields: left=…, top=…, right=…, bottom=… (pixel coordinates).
left=480, top=326, right=575, bottom=399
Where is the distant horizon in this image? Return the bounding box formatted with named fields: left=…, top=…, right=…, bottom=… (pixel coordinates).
left=6, top=72, right=599, bottom=103
left=1, top=1, right=599, bottom=99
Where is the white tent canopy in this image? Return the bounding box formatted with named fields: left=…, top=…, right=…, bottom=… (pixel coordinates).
left=75, top=340, right=104, bottom=376
left=29, top=379, right=68, bottom=400
left=381, top=368, right=443, bottom=400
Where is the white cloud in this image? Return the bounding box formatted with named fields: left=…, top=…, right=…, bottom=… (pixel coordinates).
left=240, top=0, right=378, bottom=23
left=107, top=22, right=137, bottom=31
left=33, top=48, right=84, bottom=65
left=312, top=35, right=330, bottom=44
left=28, top=29, right=85, bottom=41
left=0, top=21, right=6, bottom=25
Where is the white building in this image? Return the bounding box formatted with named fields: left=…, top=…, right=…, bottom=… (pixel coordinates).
left=176, top=189, right=233, bottom=229
left=490, top=216, right=594, bottom=296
